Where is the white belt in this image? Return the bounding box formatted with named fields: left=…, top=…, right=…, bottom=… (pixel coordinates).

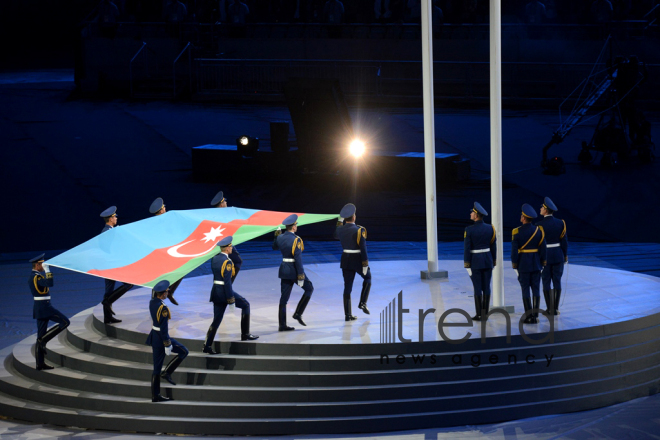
left=343, top=250, right=361, bottom=254
left=283, top=258, right=295, bottom=262
left=470, top=249, right=489, bottom=254
left=213, top=280, right=225, bottom=285
left=152, top=326, right=160, bottom=331
left=547, top=243, right=560, bottom=248
left=34, top=296, right=51, bottom=301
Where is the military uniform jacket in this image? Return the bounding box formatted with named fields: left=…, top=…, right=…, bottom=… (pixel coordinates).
left=273, top=231, right=305, bottom=280
left=229, top=247, right=242, bottom=270
left=334, top=222, right=368, bottom=271
left=463, top=220, right=497, bottom=270
left=146, top=297, right=172, bottom=347
left=29, top=270, right=55, bottom=319
left=535, top=215, right=567, bottom=265
left=101, top=224, right=112, bottom=233
left=511, top=223, right=547, bottom=272
left=209, top=253, right=236, bottom=304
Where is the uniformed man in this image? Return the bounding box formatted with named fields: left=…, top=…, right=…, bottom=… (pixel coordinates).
left=272, top=214, right=314, bottom=331
left=202, top=236, right=258, bottom=355
left=29, top=254, right=70, bottom=371
left=211, top=191, right=242, bottom=282
left=463, top=202, right=497, bottom=321
left=333, top=203, right=370, bottom=321
left=148, top=197, right=180, bottom=306
left=536, top=197, right=568, bottom=315
left=100, top=206, right=134, bottom=324
left=511, top=204, right=547, bottom=324
left=146, top=280, right=189, bottom=402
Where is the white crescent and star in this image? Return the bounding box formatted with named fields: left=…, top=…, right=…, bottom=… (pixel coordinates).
left=167, top=225, right=226, bottom=258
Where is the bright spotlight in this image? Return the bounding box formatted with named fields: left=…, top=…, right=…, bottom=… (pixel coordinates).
left=349, top=139, right=365, bottom=158
left=236, top=135, right=259, bottom=156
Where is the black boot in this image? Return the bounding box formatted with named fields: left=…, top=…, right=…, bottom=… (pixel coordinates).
left=167, top=279, right=181, bottom=306
left=37, top=323, right=68, bottom=355
left=103, top=283, right=133, bottom=323
left=35, top=344, right=53, bottom=370
left=241, top=314, right=259, bottom=340
left=472, top=293, right=483, bottom=321
left=202, top=325, right=219, bottom=354
left=161, top=356, right=183, bottom=385
left=151, top=374, right=171, bottom=402
left=278, top=305, right=294, bottom=331
left=543, top=289, right=553, bottom=315
left=344, top=295, right=357, bottom=321
left=292, top=295, right=310, bottom=326
left=554, top=288, right=562, bottom=315
left=522, top=297, right=536, bottom=324
left=482, top=293, right=491, bottom=319
left=358, top=283, right=371, bottom=315
left=103, top=302, right=121, bottom=324
left=532, top=296, right=541, bottom=320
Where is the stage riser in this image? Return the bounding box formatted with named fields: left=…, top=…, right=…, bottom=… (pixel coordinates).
left=2, top=356, right=660, bottom=421
left=21, top=348, right=660, bottom=404
left=50, top=326, right=660, bottom=387
left=92, top=312, right=660, bottom=357
left=66, top=319, right=660, bottom=374
left=0, top=381, right=659, bottom=436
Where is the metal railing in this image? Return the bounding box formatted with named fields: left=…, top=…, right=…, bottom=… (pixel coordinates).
left=129, top=42, right=148, bottom=97
left=173, top=42, right=192, bottom=98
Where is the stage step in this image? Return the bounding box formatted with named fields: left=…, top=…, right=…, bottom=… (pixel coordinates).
left=0, top=305, right=658, bottom=435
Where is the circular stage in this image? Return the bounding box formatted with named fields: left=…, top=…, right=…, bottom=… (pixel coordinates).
left=0, top=260, right=659, bottom=435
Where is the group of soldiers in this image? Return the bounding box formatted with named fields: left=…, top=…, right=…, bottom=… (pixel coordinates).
left=28, top=192, right=566, bottom=402
left=463, top=197, right=568, bottom=324
left=28, top=192, right=371, bottom=402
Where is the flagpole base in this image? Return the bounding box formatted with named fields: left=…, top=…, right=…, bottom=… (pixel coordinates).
left=491, top=305, right=515, bottom=313
left=420, top=270, right=448, bottom=280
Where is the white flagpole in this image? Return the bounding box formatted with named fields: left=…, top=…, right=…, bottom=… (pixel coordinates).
left=420, top=0, right=446, bottom=280
left=490, top=0, right=511, bottom=311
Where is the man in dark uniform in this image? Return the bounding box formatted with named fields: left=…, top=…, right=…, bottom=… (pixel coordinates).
left=333, top=203, right=370, bottom=321
left=29, top=254, right=70, bottom=371
left=202, top=236, right=258, bottom=355
left=148, top=197, right=179, bottom=306
left=146, top=280, right=189, bottom=402
left=99, top=206, right=134, bottom=324
left=272, top=214, right=314, bottom=330
left=536, top=197, right=568, bottom=315
left=463, top=202, right=497, bottom=321
left=211, top=191, right=242, bottom=282
left=511, top=204, right=547, bottom=324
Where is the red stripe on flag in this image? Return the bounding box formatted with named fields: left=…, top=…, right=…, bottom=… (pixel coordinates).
left=88, top=210, right=299, bottom=284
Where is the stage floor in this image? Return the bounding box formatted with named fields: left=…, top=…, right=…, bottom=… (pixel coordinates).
left=99, top=260, right=660, bottom=345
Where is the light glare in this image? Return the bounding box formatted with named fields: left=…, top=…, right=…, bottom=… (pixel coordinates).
left=349, top=139, right=365, bottom=157
left=239, top=136, right=249, bottom=146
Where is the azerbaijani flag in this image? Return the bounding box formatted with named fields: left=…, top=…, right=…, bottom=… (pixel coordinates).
left=47, top=208, right=337, bottom=287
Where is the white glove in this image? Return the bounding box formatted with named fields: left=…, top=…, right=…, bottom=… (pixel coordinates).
left=466, top=268, right=472, bottom=276
left=362, top=266, right=368, bottom=276
left=514, top=269, right=519, bottom=277
left=165, top=345, right=172, bottom=356
left=42, top=264, right=50, bottom=273
left=228, top=303, right=236, bottom=312
left=338, top=216, right=344, bottom=222
left=297, top=279, right=304, bottom=288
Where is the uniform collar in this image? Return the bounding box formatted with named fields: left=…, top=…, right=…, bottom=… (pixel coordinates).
left=32, top=270, right=42, bottom=274
left=220, top=252, right=230, bottom=259
left=544, top=215, right=553, bottom=217
left=475, top=220, right=484, bottom=224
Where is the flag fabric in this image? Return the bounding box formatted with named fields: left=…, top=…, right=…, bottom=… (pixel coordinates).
left=47, top=208, right=337, bottom=288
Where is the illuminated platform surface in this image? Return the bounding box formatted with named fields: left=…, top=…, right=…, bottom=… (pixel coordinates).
left=104, top=260, right=660, bottom=344
left=0, top=261, right=658, bottom=436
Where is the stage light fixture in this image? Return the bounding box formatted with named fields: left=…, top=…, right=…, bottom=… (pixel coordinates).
left=349, top=139, right=365, bottom=158
left=236, top=135, right=259, bottom=156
